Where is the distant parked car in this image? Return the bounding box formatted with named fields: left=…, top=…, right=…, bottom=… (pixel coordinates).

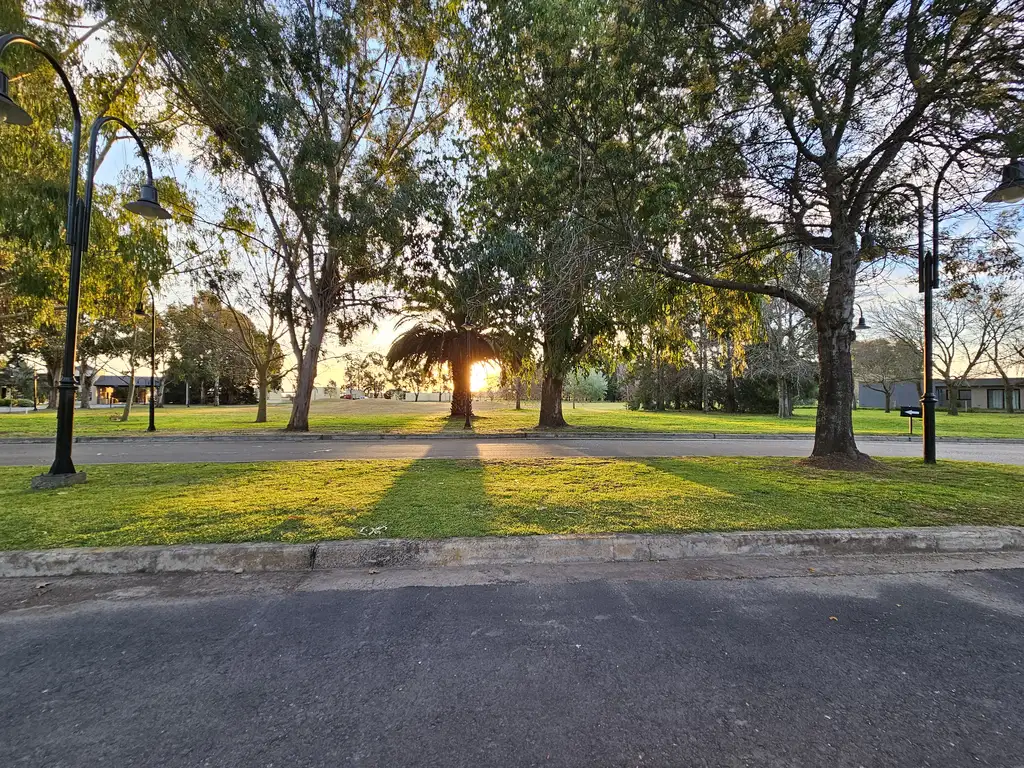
left=342, top=393, right=353, bottom=400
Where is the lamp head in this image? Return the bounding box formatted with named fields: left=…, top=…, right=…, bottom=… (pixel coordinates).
left=855, top=315, right=870, bottom=331
left=124, top=183, right=172, bottom=220
left=0, top=70, right=33, bottom=126
left=982, top=160, right=1024, bottom=204
left=134, top=301, right=148, bottom=318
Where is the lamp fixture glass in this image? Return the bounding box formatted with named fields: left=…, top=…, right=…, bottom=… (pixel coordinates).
left=982, top=160, right=1024, bottom=204
left=0, top=70, right=33, bottom=126
left=124, top=182, right=172, bottom=220
left=134, top=301, right=148, bottom=318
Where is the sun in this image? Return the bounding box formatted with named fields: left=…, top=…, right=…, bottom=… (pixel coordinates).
left=471, top=361, right=500, bottom=393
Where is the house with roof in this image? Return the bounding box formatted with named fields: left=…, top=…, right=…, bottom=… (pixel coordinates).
left=91, top=375, right=163, bottom=406
left=858, top=377, right=1022, bottom=411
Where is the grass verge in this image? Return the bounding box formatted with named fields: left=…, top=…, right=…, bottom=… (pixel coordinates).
left=2, top=457, right=1022, bottom=551
left=1, top=401, right=1023, bottom=439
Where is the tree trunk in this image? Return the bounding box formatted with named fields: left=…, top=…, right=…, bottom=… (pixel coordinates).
left=46, top=365, right=59, bottom=409
left=256, top=368, right=268, bottom=423
left=450, top=359, right=472, bottom=417
left=723, top=338, right=738, bottom=413
left=944, top=377, right=958, bottom=416
left=287, top=316, right=326, bottom=431
left=539, top=373, right=567, bottom=428
left=777, top=378, right=790, bottom=419
left=414, top=391, right=420, bottom=402
left=119, top=325, right=140, bottom=422
left=199, top=379, right=204, bottom=406
left=811, top=313, right=861, bottom=459
left=213, top=372, right=221, bottom=406
left=120, top=367, right=137, bottom=422
left=884, top=391, right=892, bottom=413
left=185, top=380, right=190, bottom=407
left=515, top=381, right=522, bottom=410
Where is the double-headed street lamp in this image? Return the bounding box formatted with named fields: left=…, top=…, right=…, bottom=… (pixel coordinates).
left=1, top=33, right=171, bottom=489
left=867, top=157, right=1024, bottom=464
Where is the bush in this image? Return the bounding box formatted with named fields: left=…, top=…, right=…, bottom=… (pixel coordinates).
left=16, top=398, right=34, bottom=407
left=0, top=398, right=9, bottom=407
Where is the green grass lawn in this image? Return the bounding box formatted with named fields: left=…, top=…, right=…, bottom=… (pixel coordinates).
left=1, top=399, right=1023, bottom=438
left=1, top=457, right=1022, bottom=550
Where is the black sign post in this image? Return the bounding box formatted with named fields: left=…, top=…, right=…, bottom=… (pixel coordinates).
left=900, top=406, right=922, bottom=436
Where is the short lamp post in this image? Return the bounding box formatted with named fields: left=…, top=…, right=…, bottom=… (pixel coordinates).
left=1, top=33, right=171, bottom=489
left=864, top=156, right=1024, bottom=465
left=134, top=288, right=157, bottom=432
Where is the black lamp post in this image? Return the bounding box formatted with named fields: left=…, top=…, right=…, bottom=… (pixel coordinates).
left=135, top=289, right=157, bottom=432
left=1, top=33, right=171, bottom=489
left=866, top=157, right=1024, bottom=465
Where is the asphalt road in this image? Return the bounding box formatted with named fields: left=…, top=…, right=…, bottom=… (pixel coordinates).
left=3, top=561, right=1024, bottom=767
left=2, top=435, right=1023, bottom=465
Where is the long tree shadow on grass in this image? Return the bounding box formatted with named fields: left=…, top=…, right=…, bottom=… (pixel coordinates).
left=362, top=445, right=492, bottom=539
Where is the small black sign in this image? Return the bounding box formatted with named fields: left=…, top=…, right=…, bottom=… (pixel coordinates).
left=900, top=406, right=922, bottom=418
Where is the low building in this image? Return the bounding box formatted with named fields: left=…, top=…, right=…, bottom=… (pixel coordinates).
left=92, top=375, right=163, bottom=405
left=858, top=378, right=1022, bottom=411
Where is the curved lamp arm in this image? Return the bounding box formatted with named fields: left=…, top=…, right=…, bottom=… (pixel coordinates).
left=81, top=114, right=159, bottom=248
left=0, top=33, right=83, bottom=245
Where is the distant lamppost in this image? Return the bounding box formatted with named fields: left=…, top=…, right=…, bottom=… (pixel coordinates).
left=1, top=33, right=171, bottom=489
left=864, top=157, right=1024, bottom=464
left=135, top=288, right=157, bottom=432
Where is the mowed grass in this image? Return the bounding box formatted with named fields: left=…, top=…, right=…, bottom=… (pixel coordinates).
left=1, top=457, right=1022, bottom=550
left=1, top=399, right=1023, bottom=438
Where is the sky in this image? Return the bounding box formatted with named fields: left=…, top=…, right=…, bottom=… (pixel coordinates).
left=52, top=10, right=1024, bottom=389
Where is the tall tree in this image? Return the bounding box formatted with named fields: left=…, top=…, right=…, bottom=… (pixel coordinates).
left=101, top=0, right=457, bottom=430
left=459, top=0, right=1024, bottom=462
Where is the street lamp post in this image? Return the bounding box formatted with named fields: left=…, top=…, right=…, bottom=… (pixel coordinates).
left=1, top=33, right=171, bottom=489
left=867, top=157, right=1024, bottom=465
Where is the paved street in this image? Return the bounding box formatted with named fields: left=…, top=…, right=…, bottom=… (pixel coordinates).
left=3, top=557, right=1024, bottom=767
left=2, top=435, right=1023, bottom=465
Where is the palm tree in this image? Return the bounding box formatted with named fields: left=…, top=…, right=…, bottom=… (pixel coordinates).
left=387, top=316, right=497, bottom=417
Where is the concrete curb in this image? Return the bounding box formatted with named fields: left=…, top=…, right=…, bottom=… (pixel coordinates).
left=2, top=526, right=1023, bottom=578
left=2, top=432, right=1022, bottom=445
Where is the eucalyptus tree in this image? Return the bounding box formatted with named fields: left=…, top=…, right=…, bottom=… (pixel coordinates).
left=99, top=0, right=457, bottom=430
left=459, top=0, right=1024, bottom=463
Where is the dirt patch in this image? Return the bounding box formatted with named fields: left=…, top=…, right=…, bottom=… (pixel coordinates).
left=797, top=452, right=890, bottom=473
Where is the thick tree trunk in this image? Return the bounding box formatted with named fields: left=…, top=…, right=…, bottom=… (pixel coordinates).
left=811, top=313, right=861, bottom=459
left=539, top=373, right=567, bottom=427
left=213, top=372, right=221, bottom=406
left=256, top=369, right=268, bottom=423
left=884, top=392, right=892, bottom=413
left=287, top=317, right=326, bottom=431
left=515, top=381, right=522, bottom=410
left=199, top=379, right=204, bottom=406
left=450, top=359, right=472, bottom=417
